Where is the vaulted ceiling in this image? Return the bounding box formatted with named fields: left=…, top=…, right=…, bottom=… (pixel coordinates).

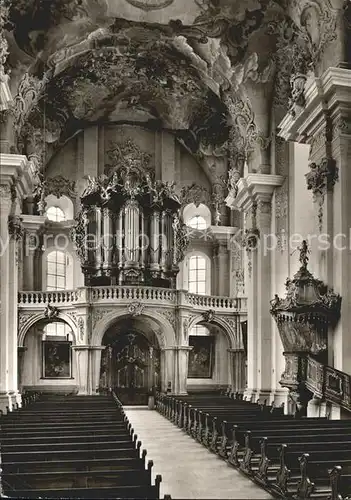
left=1, top=0, right=344, bottom=174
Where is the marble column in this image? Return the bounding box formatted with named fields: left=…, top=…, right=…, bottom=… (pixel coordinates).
left=72, top=346, right=90, bottom=395
left=0, top=154, right=35, bottom=412
left=228, top=174, right=283, bottom=403
left=217, top=241, right=229, bottom=296
left=278, top=67, right=351, bottom=416
left=21, top=215, right=46, bottom=291
left=17, top=346, right=27, bottom=391
left=90, top=346, right=105, bottom=394
left=0, top=184, right=12, bottom=412
left=228, top=348, right=246, bottom=394
left=174, top=346, right=192, bottom=395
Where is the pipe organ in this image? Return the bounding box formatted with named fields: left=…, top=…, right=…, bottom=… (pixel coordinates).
left=73, top=158, right=188, bottom=288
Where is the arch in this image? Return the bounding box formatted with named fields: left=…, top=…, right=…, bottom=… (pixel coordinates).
left=18, top=312, right=78, bottom=347
left=45, top=194, right=74, bottom=220
left=183, top=203, right=211, bottom=228
left=91, top=308, right=176, bottom=349
left=188, top=314, right=240, bottom=350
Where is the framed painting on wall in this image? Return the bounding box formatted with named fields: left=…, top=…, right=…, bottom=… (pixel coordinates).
left=188, top=335, right=215, bottom=378
left=42, top=341, right=72, bottom=378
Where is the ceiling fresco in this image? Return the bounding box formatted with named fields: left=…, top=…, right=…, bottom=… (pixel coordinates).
left=0, top=0, right=346, bottom=181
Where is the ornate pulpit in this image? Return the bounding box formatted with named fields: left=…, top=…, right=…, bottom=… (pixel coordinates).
left=270, top=241, right=341, bottom=416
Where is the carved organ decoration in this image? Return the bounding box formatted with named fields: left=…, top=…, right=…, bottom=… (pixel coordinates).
left=33, top=175, right=76, bottom=214
left=72, top=138, right=189, bottom=288
left=270, top=240, right=341, bottom=415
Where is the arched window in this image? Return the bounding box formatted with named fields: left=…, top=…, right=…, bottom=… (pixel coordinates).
left=46, top=251, right=67, bottom=290
left=187, top=215, right=208, bottom=230
left=46, top=206, right=66, bottom=222
left=188, top=255, right=206, bottom=295
left=183, top=203, right=211, bottom=230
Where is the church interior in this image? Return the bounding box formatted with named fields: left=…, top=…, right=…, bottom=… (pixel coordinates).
left=0, top=0, right=351, bottom=498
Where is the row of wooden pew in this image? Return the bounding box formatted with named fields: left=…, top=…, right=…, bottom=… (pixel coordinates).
left=156, top=391, right=351, bottom=499
left=0, top=392, right=171, bottom=499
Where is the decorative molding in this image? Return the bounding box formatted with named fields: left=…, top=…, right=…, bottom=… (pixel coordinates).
left=202, top=309, right=215, bottom=323
left=124, top=0, right=174, bottom=11
left=128, top=301, right=145, bottom=317
left=159, top=309, right=176, bottom=330
left=43, top=304, right=59, bottom=320
left=180, top=183, right=211, bottom=207
left=92, top=308, right=115, bottom=330
left=78, top=316, right=85, bottom=342
left=8, top=215, right=24, bottom=241
left=305, top=158, right=338, bottom=230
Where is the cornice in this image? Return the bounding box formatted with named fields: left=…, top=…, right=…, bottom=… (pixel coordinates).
left=21, top=215, right=47, bottom=231
left=0, top=153, right=38, bottom=199
left=278, top=68, right=351, bottom=142
left=229, top=174, right=284, bottom=212
left=0, top=76, right=12, bottom=112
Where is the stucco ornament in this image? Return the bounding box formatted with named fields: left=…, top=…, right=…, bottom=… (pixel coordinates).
left=305, top=158, right=338, bottom=230
left=44, top=304, right=59, bottom=320
left=124, top=0, right=174, bottom=10
left=128, top=301, right=145, bottom=317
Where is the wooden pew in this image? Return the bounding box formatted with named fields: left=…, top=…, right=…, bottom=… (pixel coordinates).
left=328, top=466, right=351, bottom=500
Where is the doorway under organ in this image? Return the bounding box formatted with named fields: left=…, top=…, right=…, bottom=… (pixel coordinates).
left=99, top=317, right=161, bottom=405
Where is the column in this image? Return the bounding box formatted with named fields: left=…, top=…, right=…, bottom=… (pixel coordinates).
left=228, top=349, right=246, bottom=394
left=162, top=347, right=176, bottom=393
left=72, top=346, right=90, bottom=395
left=0, top=184, right=12, bottom=412
left=174, top=346, right=192, bottom=395
left=228, top=174, right=283, bottom=403
left=17, top=346, right=27, bottom=391
left=89, top=346, right=105, bottom=394
left=0, top=154, right=35, bottom=412
left=217, top=241, right=229, bottom=296
left=255, top=197, right=274, bottom=402
left=21, top=215, right=46, bottom=291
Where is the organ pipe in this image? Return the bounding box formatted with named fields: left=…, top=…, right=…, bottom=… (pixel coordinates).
left=73, top=162, right=189, bottom=287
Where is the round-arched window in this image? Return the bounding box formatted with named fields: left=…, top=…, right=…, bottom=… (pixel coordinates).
left=46, top=206, right=66, bottom=222
left=187, top=215, right=208, bottom=230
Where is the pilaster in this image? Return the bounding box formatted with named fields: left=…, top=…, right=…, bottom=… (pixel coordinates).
left=21, top=215, right=47, bottom=291
left=279, top=67, right=351, bottom=379
left=228, top=348, right=246, bottom=394
left=0, top=154, right=37, bottom=412
left=227, top=173, right=284, bottom=403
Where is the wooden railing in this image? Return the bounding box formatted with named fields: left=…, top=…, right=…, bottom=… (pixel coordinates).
left=306, top=355, right=351, bottom=412
left=18, top=287, right=247, bottom=314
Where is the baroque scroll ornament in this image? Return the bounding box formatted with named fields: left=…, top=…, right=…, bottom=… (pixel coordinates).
left=305, top=158, right=338, bottom=230
left=124, top=0, right=174, bottom=10
left=128, top=301, right=145, bottom=317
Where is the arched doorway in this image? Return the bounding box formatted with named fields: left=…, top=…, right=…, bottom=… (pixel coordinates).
left=99, top=317, right=161, bottom=404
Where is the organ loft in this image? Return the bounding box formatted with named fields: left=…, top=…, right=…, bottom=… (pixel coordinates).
left=0, top=0, right=351, bottom=498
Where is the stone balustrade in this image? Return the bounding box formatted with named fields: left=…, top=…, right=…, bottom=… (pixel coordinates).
left=18, top=286, right=247, bottom=314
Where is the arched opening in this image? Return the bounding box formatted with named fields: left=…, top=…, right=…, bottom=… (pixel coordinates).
left=187, top=322, right=230, bottom=392
left=183, top=203, right=211, bottom=230
left=20, top=319, right=77, bottom=393
left=99, top=317, right=161, bottom=405
left=46, top=206, right=66, bottom=222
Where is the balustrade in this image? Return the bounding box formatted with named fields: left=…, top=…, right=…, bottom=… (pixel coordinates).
left=305, top=355, right=351, bottom=412
left=18, top=287, right=247, bottom=313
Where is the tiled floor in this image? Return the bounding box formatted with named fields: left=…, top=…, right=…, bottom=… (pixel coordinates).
left=124, top=407, right=274, bottom=500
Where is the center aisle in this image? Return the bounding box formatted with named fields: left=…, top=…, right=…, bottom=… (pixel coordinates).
left=124, top=407, right=274, bottom=500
